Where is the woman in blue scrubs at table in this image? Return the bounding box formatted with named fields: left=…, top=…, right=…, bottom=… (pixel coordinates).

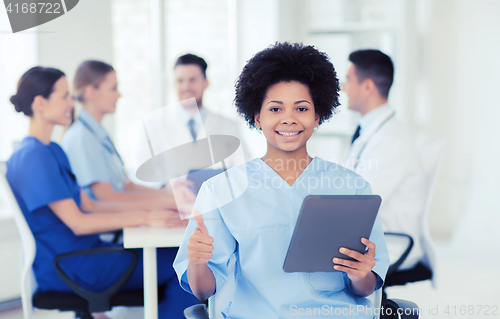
left=174, top=43, right=390, bottom=318
left=6, top=67, right=198, bottom=318
left=61, top=60, right=189, bottom=206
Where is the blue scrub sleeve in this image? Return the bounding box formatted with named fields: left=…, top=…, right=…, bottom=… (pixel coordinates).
left=343, top=183, right=390, bottom=294
left=62, top=127, right=109, bottom=188
left=14, top=149, right=74, bottom=213
left=174, top=182, right=237, bottom=296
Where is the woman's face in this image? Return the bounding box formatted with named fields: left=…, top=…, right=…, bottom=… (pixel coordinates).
left=254, top=81, right=319, bottom=155
left=40, top=76, right=74, bottom=126
left=93, top=71, right=121, bottom=114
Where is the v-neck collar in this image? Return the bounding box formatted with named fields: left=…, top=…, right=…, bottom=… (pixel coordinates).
left=256, top=157, right=317, bottom=185
left=262, top=157, right=316, bottom=186
left=247, top=157, right=322, bottom=207
left=255, top=157, right=319, bottom=204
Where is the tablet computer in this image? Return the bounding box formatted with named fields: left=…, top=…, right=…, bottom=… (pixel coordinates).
left=187, top=168, right=226, bottom=194
left=283, top=195, right=381, bottom=273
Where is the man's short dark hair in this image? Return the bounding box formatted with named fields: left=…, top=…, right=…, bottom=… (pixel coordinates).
left=175, top=54, right=208, bottom=78
left=235, top=42, right=340, bottom=128
left=348, top=49, right=394, bottom=99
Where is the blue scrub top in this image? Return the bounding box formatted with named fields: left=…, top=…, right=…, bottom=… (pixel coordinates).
left=6, top=137, right=126, bottom=292
left=174, top=157, right=390, bottom=319
left=61, top=109, right=126, bottom=200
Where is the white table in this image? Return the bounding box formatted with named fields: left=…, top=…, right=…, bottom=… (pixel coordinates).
left=123, top=226, right=187, bottom=319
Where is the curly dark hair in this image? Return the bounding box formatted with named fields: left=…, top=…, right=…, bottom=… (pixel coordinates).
left=235, top=42, right=340, bottom=128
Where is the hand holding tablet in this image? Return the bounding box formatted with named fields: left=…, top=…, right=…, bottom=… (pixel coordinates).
left=334, top=237, right=377, bottom=282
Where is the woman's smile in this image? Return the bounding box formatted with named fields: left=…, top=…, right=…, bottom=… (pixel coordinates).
left=275, top=129, right=303, bottom=141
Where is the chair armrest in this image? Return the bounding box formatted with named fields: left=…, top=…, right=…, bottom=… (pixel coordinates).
left=384, top=232, right=414, bottom=277
left=53, top=247, right=138, bottom=313
left=382, top=298, right=419, bottom=319
left=184, top=304, right=209, bottom=319
left=98, top=230, right=123, bottom=244
left=111, top=229, right=123, bottom=243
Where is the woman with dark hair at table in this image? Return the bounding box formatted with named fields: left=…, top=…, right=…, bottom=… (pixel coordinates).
left=6, top=66, right=198, bottom=318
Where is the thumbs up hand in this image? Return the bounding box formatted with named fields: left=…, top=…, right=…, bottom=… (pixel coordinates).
left=187, top=209, right=214, bottom=264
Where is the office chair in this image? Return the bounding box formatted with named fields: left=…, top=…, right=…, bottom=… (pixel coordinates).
left=383, top=138, right=447, bottom=298
left=0, top=164, right=163, bottom=319
left=183, top=257, right=420, bottom=319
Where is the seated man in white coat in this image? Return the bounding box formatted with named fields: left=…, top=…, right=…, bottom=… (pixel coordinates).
left=130, top=54, right=248, bottom=192
left=343, top=49, right=426, bottom=271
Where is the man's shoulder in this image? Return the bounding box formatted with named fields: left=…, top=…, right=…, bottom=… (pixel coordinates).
left=371, top=115, right=415, bottom=145
left=7, top=138, right=61, bottom=174
left=385, top=115, right=411, bottom=132
left=362, top=116, right=420, bottom=165
left=203, top=109, right=240, bottom=134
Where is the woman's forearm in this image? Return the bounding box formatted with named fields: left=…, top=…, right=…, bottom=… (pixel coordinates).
left=89, top=200, right=153, bottom=213
left=72, top=211, right=147, bottom=235
left=49, top=199, right=147, bottom=235
left=187, top=262, right=216, bottom=301
left=93, top=182, right=169, bottom=200
left=90, top=182, right=178, bottom=210
left=124, top=181, right=167, bottom=195
left=80, top=189, right=160, bottom=213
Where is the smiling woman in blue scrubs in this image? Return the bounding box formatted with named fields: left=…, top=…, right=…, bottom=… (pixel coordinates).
left=61, top=60, right=191, bottom=207
left=6, top=67, right=197, bottom=317
left=174, top=43, right=390, bottom=318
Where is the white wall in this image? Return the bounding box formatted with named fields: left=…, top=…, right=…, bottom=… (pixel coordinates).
left=0, top=10, right=37, bottom=162
left=38, top=0, right=113, bottom=70
left=38, top=0, right=114, bottom=140
left=433, top=0, right=500, bottom=244
left=417, top=0, right=500, bottom=239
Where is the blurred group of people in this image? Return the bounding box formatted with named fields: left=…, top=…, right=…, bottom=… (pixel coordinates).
left=5, top=45, right=427, bottom=318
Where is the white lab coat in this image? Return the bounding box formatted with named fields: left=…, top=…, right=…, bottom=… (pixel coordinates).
left=344, top=105, right=425, bottom=270
left=129, top=104, right=249, bottom=186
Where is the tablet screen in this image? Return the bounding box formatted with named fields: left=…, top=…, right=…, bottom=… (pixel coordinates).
left=283, top=195, right=381, bottom=273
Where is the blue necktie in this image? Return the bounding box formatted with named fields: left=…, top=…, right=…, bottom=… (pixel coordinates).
left=351, top=125, right=361, bottom=144
left=188, top=118, right=197, bottom=141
